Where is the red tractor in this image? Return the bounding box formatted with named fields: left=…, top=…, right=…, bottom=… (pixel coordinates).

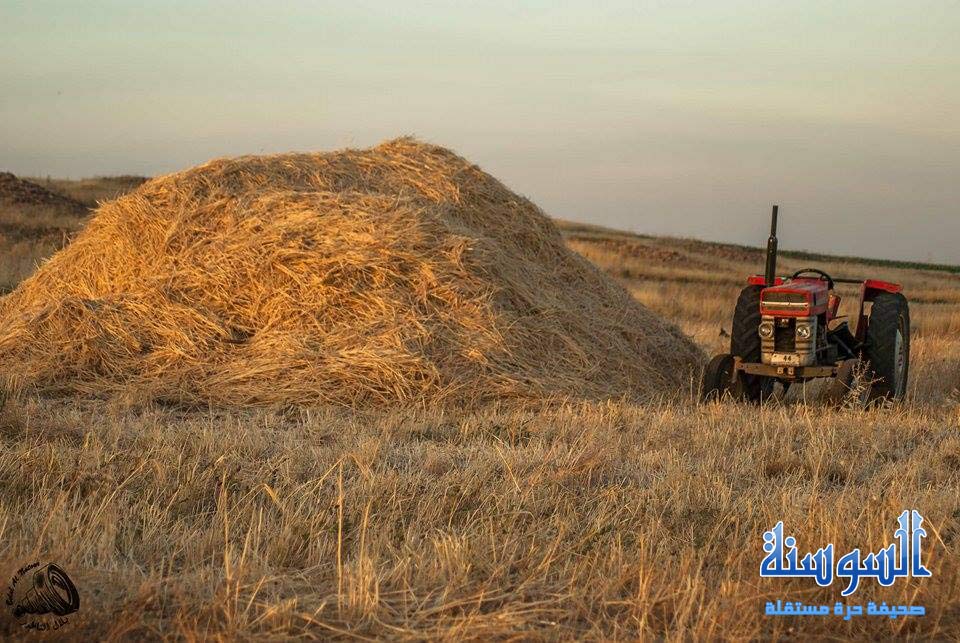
left=702, top=206, right=910, bottom=405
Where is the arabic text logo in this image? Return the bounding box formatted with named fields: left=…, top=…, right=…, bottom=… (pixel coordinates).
left=760, top=510, right=931, bottom=596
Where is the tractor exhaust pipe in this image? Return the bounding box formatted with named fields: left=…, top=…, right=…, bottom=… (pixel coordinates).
left=764, top=205, right=779, bottom=286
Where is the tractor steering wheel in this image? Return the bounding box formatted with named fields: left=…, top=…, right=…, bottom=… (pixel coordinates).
left=791, top=268, right=834, bottom=290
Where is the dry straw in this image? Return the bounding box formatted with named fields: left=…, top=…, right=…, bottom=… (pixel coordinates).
left=0, top=138, right=702, bottom=406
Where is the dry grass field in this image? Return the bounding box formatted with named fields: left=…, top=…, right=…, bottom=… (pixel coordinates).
left=1, top=177, right=958, bottom=640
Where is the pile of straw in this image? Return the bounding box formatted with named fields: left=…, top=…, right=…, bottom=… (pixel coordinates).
left=0, top=139, right=702, bottom=406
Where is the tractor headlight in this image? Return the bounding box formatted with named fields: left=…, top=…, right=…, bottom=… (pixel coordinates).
left=759, top=321, right=775, bottom=339
left=796, top=325, right=812, bottom=339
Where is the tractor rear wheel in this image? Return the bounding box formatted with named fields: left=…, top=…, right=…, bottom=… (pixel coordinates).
left=865, top=293, right=910, bottom=403
left=730, top=285, right=774, bottom=402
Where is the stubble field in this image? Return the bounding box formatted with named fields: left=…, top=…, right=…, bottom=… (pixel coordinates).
left=1, top=179, right=958, bottom=640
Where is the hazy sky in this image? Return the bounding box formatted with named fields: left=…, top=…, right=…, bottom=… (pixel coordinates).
left=3, top=1, right=959, bottom=263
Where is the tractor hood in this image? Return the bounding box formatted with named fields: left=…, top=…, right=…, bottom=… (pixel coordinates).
left=760, top=278, right=830, bottom=317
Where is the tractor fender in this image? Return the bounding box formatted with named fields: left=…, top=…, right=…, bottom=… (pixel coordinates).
left=856, top=280, right=904, bottom=341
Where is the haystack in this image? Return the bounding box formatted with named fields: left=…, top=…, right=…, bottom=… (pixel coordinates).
left=0, top=139, right=702, bottom=406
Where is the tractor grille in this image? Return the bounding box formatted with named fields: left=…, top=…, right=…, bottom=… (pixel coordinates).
left=774, top=322, right=796, bottom=352
left=764, top=292, right=807, bottom=304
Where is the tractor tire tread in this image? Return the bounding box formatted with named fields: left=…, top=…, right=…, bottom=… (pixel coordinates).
left=729, top=285, right=772, bottom=402
left=865, top=293, right=909, bottom=402
left=731, top=286, right=764, bottom=361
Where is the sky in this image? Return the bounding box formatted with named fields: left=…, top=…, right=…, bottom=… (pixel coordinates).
left=2, top=0, right=959, bottom=263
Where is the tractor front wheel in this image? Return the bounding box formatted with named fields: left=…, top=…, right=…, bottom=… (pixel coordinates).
left=865, top=293, right=910, bottom=403
left=701, top=353, right=739, bottom=402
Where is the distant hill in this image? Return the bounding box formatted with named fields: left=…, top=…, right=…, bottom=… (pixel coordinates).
left=0, top=171, right=87, bottom=214
left=555, top=219, right=960, bottom=275
left=1, top=174, right=954, bottom=276
left=28, top=175, right=149, bottom=207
